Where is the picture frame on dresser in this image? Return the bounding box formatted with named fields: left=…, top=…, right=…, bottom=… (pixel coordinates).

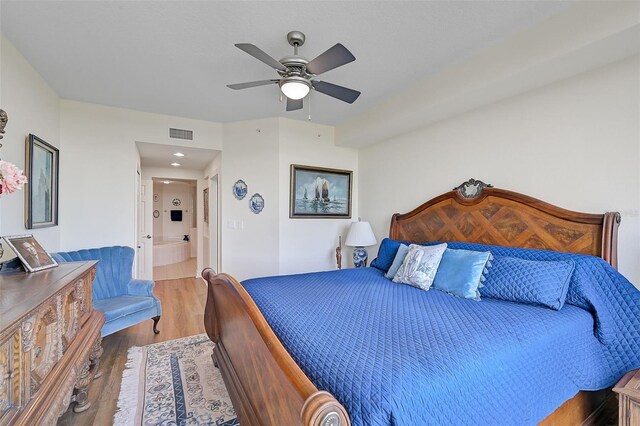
left=289, top=164, right=352, bottom=218
left=25, top=134, right=59, bottom=229
left=3, top=234, right=57, bottom=272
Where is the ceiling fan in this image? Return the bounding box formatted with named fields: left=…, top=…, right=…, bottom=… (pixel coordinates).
left=227, top=31, right=361, bottom=111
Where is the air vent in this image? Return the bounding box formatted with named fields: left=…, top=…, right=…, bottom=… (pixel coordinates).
left=169, top=128, right=193, bottom=140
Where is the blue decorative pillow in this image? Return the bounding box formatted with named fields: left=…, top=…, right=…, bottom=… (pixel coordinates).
left=385, top=244, right=409, bottom=279
left=480, top=256, right=575, bottom=310
left=370, top=238, right=403, bottom=272
left=432, top=249, right=493, bottom=300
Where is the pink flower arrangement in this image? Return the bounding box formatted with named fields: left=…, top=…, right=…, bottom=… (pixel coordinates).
left=0, top=160, right=28, bottom=195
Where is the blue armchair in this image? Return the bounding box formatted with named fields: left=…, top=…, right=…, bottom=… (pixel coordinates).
left=52, top=246, right=162, bottom=337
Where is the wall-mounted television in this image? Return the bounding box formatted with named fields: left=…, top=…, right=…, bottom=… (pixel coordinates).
left=170, top=210, right=183, bottom=222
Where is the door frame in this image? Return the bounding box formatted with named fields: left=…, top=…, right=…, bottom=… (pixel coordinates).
left=209, top=173, right=220, bottom=273
left=137, top=178, right=154, bottom=280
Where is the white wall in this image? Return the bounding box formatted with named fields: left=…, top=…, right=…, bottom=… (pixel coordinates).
left=217, top=118, right=360, bottom=280
left=359, top=56, right=640, bottom=286
left=157, top=182, right=195, bottom=241
left=0, top=35, right=60, bottom=255
left=220, top=119, right=280, bottom=280
left=59, top=100, right=223, bottom=252
left=278, top=118, right=359, bottom=273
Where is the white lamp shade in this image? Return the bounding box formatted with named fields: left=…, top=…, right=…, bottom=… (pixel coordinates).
left=280, top=80, right=310, bottom=100
left=345, top=221, right=377, bottom=247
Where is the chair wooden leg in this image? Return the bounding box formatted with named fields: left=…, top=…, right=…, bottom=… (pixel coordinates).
left=152, top=316, right=161, bottom=334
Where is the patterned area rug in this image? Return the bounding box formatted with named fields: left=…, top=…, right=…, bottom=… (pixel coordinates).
left=114, top=334, right=238, bottom=426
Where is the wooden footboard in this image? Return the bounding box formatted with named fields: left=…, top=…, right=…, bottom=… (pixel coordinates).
left=202, top=268, right=350, bottom=426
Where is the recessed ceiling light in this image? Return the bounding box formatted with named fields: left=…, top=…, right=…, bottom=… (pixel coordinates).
left=163, top=181, right=171, bottom=184
left=173, top=152, right=185, bottom=157
left=171, top=162, right=181, bottom=167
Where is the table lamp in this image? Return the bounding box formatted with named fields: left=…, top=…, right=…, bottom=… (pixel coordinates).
left=345, top=220, right=377, bottom=267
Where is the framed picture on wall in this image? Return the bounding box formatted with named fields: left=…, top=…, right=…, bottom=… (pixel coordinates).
left=25, top=134, right=59, bottom=229
left=289, top=164, right=352, bottom=219
left=3, top=234, right=58, bottom=272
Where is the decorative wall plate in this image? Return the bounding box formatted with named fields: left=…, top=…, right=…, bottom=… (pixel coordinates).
left=153, top=210, right=160, bottom=218
left=172, top=198, right=181, bottom=206
left=233, top=179, right=248, bottom=200
left=153, top=194, right=159, bottom=202
left=249, top=193, right=264, bottom=214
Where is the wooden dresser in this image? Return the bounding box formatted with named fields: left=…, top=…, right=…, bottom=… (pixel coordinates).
left=615, top=369, right=640, bottom=426
left=0, top=261, right=104, bottom=425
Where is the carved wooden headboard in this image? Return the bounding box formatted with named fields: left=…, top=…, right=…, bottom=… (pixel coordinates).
left=389, top=179, right=621, bottom=267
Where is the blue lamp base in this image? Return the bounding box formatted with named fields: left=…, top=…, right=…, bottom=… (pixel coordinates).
left=352, top=246, right=368, bottom=268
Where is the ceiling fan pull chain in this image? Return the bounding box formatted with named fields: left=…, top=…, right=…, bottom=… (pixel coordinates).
left=308, top=93, right=312, bottom=121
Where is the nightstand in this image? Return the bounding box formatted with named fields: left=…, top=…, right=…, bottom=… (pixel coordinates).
left=614, top=369, right=640, bottom=426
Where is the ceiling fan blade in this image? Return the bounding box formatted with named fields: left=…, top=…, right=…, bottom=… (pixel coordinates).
left=312, top=81, right=361, bottom=104
left=226, top=80, right=279, bottom=90
left=235, top=43, right=288, bottom=72
left=286, top=98, right=303, bottom=111
left=305, top=43, right=355, bottom=75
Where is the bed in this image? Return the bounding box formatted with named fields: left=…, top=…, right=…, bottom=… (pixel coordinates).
left=202, top=179, right=638, bottom=425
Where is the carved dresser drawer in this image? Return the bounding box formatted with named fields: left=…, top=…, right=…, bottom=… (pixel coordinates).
left=0, top=261, right=104, bottom=425
left=615, top=369, right=640, bottom=426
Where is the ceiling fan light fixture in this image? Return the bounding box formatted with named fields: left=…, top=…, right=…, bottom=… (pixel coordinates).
left=280, top=77, right=310, bottom=100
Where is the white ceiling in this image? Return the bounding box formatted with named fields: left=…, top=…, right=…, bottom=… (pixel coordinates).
left=137, top=141, right=219, bottom=169
left=0, top=1, right=573, bottom=126
left=152, top=178, right=197, bottom=188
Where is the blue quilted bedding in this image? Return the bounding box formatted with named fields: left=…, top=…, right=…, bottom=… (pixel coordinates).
left=242, top=243, right=640, bottom=425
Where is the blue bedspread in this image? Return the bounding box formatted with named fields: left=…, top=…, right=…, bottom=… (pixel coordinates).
left=242, top=244, right=640, bottom=425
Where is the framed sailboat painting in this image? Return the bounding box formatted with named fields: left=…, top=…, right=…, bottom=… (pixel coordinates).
left=289, top=164, right=352, bottom=219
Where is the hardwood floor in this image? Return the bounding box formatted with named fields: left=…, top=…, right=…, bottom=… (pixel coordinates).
left=57, top=276, right=208, bottom=426
left=153, top=257, right=197, bottom=281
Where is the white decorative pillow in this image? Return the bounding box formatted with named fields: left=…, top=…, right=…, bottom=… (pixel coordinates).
left=392, top=243, right=448, bottom=290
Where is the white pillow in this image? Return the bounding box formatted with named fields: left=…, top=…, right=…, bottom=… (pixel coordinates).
left=392, top=243, right=448, bottom=290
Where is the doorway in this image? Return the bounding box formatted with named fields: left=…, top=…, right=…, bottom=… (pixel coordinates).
left=134, top=141, right=220, bottom=281
left=135, top=168, right=153, bottom=280
left=151, top=178, right=198, bottom=280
